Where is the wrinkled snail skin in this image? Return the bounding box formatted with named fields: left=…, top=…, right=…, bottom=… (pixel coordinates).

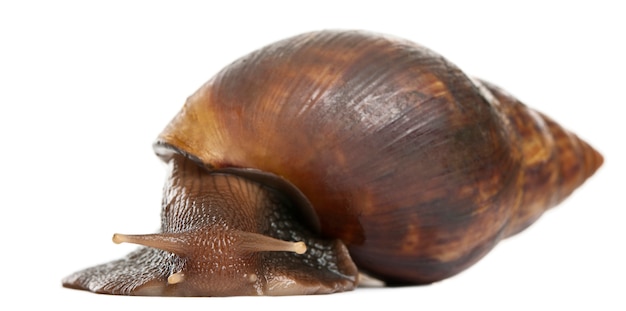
left=62, top=30, right=603, bottom=296
left=64, top=155, right=358, bottom=296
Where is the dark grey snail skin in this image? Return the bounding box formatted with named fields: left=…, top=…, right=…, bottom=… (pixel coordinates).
left=62, top=30, right=603, bottom=296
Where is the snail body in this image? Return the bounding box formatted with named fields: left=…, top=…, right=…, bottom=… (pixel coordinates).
left=62, top=30, right=603, bottom=296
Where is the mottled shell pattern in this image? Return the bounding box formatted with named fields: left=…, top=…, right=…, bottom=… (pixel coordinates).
left=156, top=30, right=602, bottom=283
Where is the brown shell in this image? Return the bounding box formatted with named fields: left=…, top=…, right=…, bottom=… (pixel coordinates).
left=155, top=30, right=602, bottom=284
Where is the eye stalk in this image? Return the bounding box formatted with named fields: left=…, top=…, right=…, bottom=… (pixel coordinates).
left=236, top=231, right=307, bottom=254
left=112, top=231, right=307, bottom=256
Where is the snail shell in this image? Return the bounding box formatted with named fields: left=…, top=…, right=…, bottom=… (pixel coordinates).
left=62, top=30, right=602, bottom=296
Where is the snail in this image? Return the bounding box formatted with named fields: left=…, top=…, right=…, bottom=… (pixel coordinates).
left=62, top=30, right=603, bottom=296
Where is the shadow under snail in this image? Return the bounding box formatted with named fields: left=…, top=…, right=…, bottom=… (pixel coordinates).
left=62, top=30, right=603, bottom=296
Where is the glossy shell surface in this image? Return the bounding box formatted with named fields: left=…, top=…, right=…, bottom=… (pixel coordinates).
left=155, top=30, right=602, bottom=283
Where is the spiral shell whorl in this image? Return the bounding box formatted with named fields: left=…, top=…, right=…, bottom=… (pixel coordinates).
left=481, top=81, right=603, bottom=236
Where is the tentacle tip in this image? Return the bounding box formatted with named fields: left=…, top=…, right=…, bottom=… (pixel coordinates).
left=112, top=233, right=125, bottom=244
left=294, top=241, right=307, bottom=254
left=168, top=272, right=185, bottom=285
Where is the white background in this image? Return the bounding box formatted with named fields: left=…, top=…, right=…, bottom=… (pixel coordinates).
left=1, top=1, right=624, bottom=310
